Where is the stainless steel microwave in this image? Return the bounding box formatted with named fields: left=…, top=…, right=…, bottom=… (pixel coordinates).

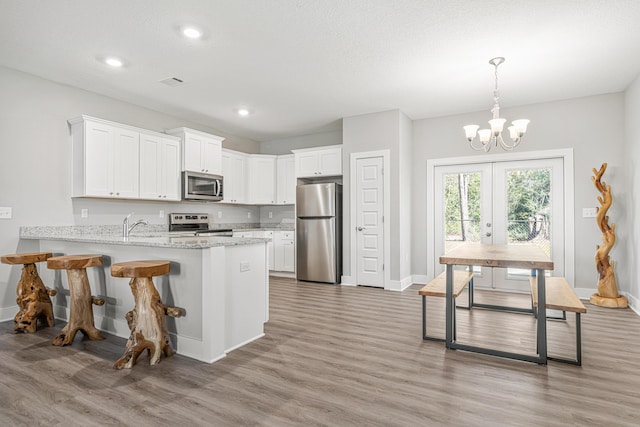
left=182, top=171, right=223, bottom=201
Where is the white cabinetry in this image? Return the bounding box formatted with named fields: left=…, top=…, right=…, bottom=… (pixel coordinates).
left=293, top=145, right=342, bottom=178
left=70, top=116, right=140, bottom=199
left=274, top=230, right=295, bottom=272
left=249, top=155, right=277, bottom=204
left=233, top=230, right=293, bottom=272
left=139, top=133, right=181, bottom=201
left=222, top=149, right=248, bottom=203
left=276, top=155, right=296, bottom=204
left=166, top=127, right=224, bottom=175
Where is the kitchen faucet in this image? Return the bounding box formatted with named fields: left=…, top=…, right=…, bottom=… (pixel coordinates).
left=123, top=213, right=148, bottom=238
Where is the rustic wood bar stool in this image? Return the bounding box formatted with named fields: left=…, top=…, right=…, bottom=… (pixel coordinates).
left=111, top=260, right=185, bottom=369
left=46, top=254, right=105, bottom=346
left=1, top=252, right=56, bottom=333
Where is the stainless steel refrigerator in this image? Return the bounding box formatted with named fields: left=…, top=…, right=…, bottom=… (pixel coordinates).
left=296, top=183, right=342, bottom=284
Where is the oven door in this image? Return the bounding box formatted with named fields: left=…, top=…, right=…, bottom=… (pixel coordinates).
left=182, top=172, right=223, bottom=201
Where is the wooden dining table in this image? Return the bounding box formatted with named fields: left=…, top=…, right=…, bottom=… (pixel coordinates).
left=439, top=243, right=554, bottom=364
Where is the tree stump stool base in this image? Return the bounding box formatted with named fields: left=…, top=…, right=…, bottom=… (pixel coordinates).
left=1, top=252, right=56, bottom=333
left=47, top=255, right=105, bottom=346
left=111, top=260, right=183, bottom=370
left=589, top=293, right=628, bottom=308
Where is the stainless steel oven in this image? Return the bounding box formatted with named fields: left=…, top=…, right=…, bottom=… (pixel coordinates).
left=182, top=171, right=223, bottom=201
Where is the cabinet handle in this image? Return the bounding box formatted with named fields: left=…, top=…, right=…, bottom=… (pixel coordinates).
left=158, top=195, right=162, bottom=198
left=109, top=192, right=114, bottom=195
left=116, top=192, right=120, bottom=196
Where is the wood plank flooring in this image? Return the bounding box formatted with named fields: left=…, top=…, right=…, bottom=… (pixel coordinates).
left=2, top=277, right=640, bottom=426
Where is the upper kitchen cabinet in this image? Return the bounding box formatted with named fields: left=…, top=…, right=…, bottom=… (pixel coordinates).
left=292, top=145, right=342, bottom=178
left=166, top=127, right=224, bottom=175
left=221, top=149, right=248, bottom=204
left=139, top=133, right=181, bottom=201
left=276, top=154, right=296, bottom=204
left=69, top=116, right=140, bottom=199
left=248, top=155, right=277, bottom=204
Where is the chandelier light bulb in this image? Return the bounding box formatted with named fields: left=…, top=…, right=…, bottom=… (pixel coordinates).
left=463, top=57, right=530, bottom=152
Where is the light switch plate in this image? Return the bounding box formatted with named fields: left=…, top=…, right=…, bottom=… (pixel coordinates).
left=240, top=261, right=250, bottom=272
left=0, top=207, right=12, bottom=219
left=582, top=207, right=598, bottom=218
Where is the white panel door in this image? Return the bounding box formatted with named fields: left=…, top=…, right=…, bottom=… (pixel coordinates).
left=355, top=156, right=384, bottom=287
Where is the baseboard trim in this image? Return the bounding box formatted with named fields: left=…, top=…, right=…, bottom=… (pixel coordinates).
left=341, top=275, right=356, bottom=286
left=624, top=292, right=640, bottom=316
left=387, top=276, right=412, bottom=292
left=412, top=275, right=429, bottom=285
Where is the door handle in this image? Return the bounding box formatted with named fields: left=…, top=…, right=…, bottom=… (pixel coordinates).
left=356, top=226, right=366, bottom=231
left=485, top=232, right=492, bottom=237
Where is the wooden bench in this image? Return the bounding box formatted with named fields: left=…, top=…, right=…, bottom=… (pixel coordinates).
left=419, top=270, right=474, bottom=341
left=530, top=276, right=587, bottom=365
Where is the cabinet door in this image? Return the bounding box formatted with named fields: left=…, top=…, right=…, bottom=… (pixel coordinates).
left=318, top=147, right=342, bottom=176
left=112, top=127, right=139, bottom=198
left=184, top=134, right=203, bottom=172
left=232, top=153, right=248, bottom=203
left=249, top=156, right=276, bottom=204
left=139, top=134, right=162, bottom=199
left=295, top=152, right=319, bottom=178
left=282, top=238, right=295, bottom=272
left=277, top=155, right=296, bottom=204
left=161, top=138, right=181, bottom=201
left=202, top=138, right=222, bottom=175
left=84, top=120, right=114, bottom=197
left=221, top=151, right=234, bottom=202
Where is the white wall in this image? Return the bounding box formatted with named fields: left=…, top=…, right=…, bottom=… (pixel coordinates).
left=411, top=93, right=627, bottom=294
left=259, top=130, right=342, bottom=155
left=624, top=74, right=640, bottom=310
left=0, top=66, right=260, bottom=314
left=343, top=110, right=411, bottom=285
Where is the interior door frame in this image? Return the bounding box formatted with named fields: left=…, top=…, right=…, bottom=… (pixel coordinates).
left=349, top=150, right=391, bottom=289
left=426, top=148, right=575, bottom=286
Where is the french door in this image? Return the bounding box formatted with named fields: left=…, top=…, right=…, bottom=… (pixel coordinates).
left=434, top=158, right=564, bottom=292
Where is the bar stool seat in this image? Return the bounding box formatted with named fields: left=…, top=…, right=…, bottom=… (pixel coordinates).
left=111, top=260, right=184, bottom=369
left=1, top=251, right=56, bottom=333
left=47, top=255, right=105, bottom=346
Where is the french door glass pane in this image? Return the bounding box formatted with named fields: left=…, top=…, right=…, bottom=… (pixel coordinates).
left=443, top=172, right=482, bottom=254
left=506, top=167, right=552, bottom=277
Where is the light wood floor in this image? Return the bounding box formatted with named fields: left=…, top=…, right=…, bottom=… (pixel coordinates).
left=2, top=277, right=640, bottom=426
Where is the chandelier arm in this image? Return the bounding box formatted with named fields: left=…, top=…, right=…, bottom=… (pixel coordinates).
left=468, top=138, right=488, bottom=151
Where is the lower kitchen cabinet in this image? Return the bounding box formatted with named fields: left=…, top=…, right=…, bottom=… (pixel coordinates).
left=234, top=230, right=294, bottom=273
left=274, top=230, right=295, bottom=272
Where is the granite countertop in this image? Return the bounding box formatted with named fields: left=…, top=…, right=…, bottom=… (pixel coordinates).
left=20, top=226, right=269, bottom=249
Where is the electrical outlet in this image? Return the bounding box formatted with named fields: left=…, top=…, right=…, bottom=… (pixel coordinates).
left=0, top=207, right=12, bottom=219
left=240, top=261, right=250, bottom=272
left=80, top=209, right=88, bottom=218
left=583, top=207, right=598, bottom=218
left=269, top=211, right=273, bottom=219
left=218, top=211, right=222, bottom=219
left=159, top=210, right=165, bottom=219
left=247, top=212, right=251, bottom=219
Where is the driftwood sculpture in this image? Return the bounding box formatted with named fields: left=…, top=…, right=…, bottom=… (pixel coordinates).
left=1, top=252, right=56, bottom=333
left=590, top=163, right=628, bottom=308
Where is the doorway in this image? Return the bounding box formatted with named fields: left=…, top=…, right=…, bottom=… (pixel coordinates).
left=427, top=150, right=574, bottom=292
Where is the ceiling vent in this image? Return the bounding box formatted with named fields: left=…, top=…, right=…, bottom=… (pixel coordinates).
left=159, top=77, right=185, bottom=87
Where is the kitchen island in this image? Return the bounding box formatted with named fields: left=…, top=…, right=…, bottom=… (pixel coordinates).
left=19, top=226, right=269, bottom=364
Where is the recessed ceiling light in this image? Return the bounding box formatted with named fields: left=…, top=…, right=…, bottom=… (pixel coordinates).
left=182, top=27, right=203, bottom=39
left=237, top=108, right=250, bottom=117
left=105, top=57, right=123, bottom=67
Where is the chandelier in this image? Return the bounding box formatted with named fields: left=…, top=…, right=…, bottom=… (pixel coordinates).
left=463, top=57, right=529, bottom=152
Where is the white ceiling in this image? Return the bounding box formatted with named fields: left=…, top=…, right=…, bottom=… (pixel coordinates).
left=1, top=0, right=640, bottom=142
